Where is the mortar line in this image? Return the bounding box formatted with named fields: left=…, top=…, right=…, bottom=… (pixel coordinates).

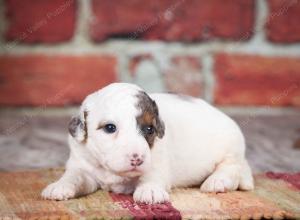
left=201, top=53, right=215, bottom=103
left=71, top=0, right=93, bottom=48
left=250, top=0, right=268, bottom=45
left=0, top=106, right=299, bottom=117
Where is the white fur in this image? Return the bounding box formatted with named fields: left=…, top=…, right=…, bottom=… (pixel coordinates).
left=42, top=83, right=254, bottom=203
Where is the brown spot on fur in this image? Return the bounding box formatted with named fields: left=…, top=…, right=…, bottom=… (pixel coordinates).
left=136, top=91, right=165, bottom=148
left=142, top=111, right=154, bottom=124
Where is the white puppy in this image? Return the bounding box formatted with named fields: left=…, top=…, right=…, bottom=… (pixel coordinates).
left=42, top=83, right=254, bottom=203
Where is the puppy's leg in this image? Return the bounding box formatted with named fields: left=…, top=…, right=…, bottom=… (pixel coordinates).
left=41, top=168, right=98, bottom=200
left=134, top=181, right=170, bottom=204
left=239, top=160, right=254, bottom=190
left=200, top=158, right=243, bottom=193
left=133, top=147, right=171, bottom=204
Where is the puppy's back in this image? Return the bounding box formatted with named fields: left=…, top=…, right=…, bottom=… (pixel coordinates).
left=149, top=93, right=245, bottom=186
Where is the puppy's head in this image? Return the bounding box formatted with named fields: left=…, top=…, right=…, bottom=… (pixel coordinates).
left=68, top=83, right=165, bottom=178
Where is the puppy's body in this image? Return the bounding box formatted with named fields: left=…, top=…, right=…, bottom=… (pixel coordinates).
left=149, top=94, right=247, bottom=187
left=42, top=83, right=253, bottom=203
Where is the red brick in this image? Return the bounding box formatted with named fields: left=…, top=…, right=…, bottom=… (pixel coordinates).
left=5, top=0, right=76, bottom=43
left=266, top=0, right=300, bottom=43
left=0, top=55, right=117, bottom=106
left=214, top=54, right=300, bottom=106
left=90, top=0, right=254, bottom=42
left=163, top=56, right=203, bottom=96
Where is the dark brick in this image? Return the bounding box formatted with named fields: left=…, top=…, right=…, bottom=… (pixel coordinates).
left=266, top=0, right=300, bottom=43
left=5, top=0, right=76, bottom=43
left=90, top=0, right=255, bottom=42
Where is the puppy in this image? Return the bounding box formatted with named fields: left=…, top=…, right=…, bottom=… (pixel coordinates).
left=42, top=83, right=254, bottom=203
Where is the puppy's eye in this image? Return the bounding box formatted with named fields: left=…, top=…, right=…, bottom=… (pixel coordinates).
left=142, top=125, right=155, bottom=135
left=103, top=124, right=117, bottom=133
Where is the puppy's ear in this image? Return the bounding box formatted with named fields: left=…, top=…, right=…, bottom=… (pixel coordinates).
left=155, top=117, right=165, bottom=138
left=136, top=91, right=165, bottom=140
left=68, top=110, right=88, bottom=143
left=152, top=101, right=165, bottom=138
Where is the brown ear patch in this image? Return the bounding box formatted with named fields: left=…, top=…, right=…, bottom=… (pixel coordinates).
left=136, top=91, right=165, bottom=148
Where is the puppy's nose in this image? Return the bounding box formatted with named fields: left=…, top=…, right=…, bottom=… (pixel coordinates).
left=130, top=154, right=144, bottom=167
left=131, top=159, right=143, bottom=167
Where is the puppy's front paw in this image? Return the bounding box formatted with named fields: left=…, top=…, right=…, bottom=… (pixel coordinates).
left=41, top=181, right=77, bottom=200
left=133, top=184, right=169, bottom=204
left=200, top=174, right=238, bottom=193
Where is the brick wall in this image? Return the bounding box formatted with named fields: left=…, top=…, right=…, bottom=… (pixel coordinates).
left=0, top=0, right=300, bottom=107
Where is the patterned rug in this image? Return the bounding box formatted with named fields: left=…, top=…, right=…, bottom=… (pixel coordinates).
left=0, top=169, right=299, bottom=220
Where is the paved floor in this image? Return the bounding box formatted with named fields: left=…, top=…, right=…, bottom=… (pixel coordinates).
left=0, top=109, right=299, bottom=173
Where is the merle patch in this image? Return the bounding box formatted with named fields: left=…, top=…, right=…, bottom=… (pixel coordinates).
left=68, top=110, right=88, bottom=142
left=136, top=91, right=165, bottom=148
